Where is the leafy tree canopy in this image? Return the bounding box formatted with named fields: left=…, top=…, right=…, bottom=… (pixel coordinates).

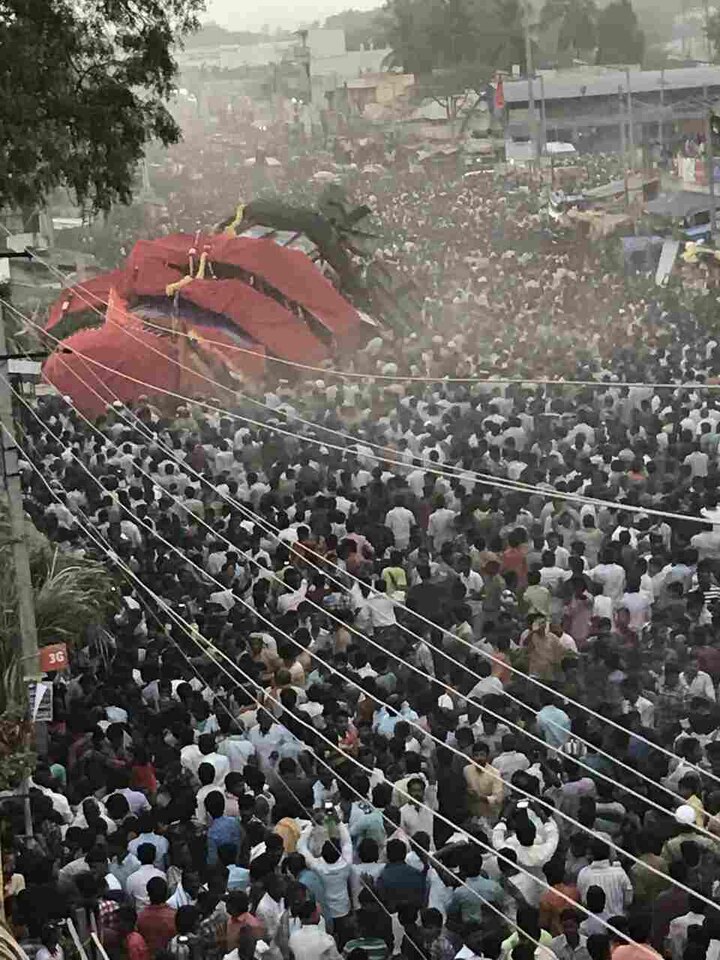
left=596, top=0, right=644, bottom=63
left=0, top=0, right=204, bottom=215
left=541, top=0, right=597, bottom=59
left=707, top=9, right=720, bottom=61
left=323, top=8, right=388, bottom=51
left=382, top=0, right=526, bottom=77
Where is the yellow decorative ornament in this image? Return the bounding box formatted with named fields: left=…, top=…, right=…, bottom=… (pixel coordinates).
left=165, top=275, right=194, bottom=296
left=224, top=202, right=245, bottom=237
left=682, top=242, right=699, bottom=264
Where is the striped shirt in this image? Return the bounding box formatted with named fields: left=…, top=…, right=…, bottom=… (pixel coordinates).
left=576, top=859, right=633, bottom=916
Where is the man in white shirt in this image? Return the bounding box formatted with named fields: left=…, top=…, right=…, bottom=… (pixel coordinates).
left=590, top=552, right=626, bottom=606
left=297, top=822, right=354, bottom=928
left=492, top=736, right=531, bottom=779
left=468, top=661, right=504, bottom=701
left=367, top=584, right=397, bottom=632
left=255, top=873, right=286, bottom=941
left=197, top=733, right=230, bottom=786
left=427, top=498, right=457, bottom=553
left=277, top=569, right=308, bottom=615
left=247, top=712, right=295, bottom=774
left=385, top=501, right=416, bottom=550
left=690, top=527, right=720, bottom=562
left=492, top=811, right=559, bottom=880
left=289, top=903, right=339, bottom=960
left=576, top=839, right=633, bottom=916
left=667, top=903, right=706, bottom=960
left=216, top=717, right=255, bottom=773
left=684, top=445, right=709, bottom=479
left=539, top=552, right=569, bottom=592
left=125, top=844, right=166, bottom=910
left=680, top=658, right=716, bottom=701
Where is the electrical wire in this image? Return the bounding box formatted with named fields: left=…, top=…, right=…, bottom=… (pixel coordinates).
left=126, top=583, right=435, bottom=960
left=15, top=231, right=720, bottom=391
left=2, top=236, right=715, bottom=525
left=4, top=295, right=716, bottom=535
left=9, top=387, right=720, bottom=910
left=11, top=316, right=720, bottom=794
left=11, top=438, right=581, bottom=953
left=7, top=266, right=716, bottom=526
left=12, top=330, right=720, bottom=804
left=44, top=348, right=719, bottom=827
left=8, top=428, right=669, bottom=955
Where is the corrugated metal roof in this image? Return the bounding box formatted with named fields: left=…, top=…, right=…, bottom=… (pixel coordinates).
left=645, top=190, right=712, bottom=218
left=505, top=66, right=720, bottom=104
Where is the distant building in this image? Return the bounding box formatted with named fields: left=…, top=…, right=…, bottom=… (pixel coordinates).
left=504, top=66, right=720, bottom=153
left=665, top=6, right=716, bottom=62
left=345, top=73, right=415, bottom=115
left=176, top=28, right=347, bottom=70
left=177, top=29, right=392, bottom=119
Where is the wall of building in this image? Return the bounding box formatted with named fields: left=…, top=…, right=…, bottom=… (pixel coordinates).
left=176, top=28, right=347, bottom=71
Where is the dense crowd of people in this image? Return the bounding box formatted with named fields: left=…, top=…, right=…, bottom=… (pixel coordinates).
left=8, top=124, right=720, bottom=960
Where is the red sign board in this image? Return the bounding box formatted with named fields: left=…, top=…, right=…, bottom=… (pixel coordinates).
left=494, top=77, right=506, bottom=113
left=39, top=643, right=68, bottom=673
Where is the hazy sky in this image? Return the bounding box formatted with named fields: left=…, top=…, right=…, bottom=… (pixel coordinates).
left=203, top=0, right=382, bottom=31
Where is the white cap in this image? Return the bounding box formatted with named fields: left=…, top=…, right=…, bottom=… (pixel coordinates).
left=675, top=804, right=696, bottom=825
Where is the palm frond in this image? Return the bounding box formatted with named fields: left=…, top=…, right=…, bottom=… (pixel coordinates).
left=0, top=501, right=114, bottom=717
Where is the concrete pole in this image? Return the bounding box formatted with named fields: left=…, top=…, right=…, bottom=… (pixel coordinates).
left=626, top=67, right=635, bottom=168
left=0, top=298, right=39, bottom=680
left=524, top=4, right=539, bottom=158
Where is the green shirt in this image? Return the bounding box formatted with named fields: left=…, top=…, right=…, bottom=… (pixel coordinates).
left=343, top=937, right=389, bottom=960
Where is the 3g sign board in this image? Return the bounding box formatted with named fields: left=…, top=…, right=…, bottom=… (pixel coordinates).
left=39, top=643, right=68, bottom=673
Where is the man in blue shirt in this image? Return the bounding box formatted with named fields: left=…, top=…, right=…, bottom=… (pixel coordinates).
left=205, top=790, right=244, bottom=866
left=376, top=838, right=426, bottom=912
left=536, top=693, right=572, bottom=749
left=447, top=848, right=503, bottom=923
left=127, top=811, right=169, bottom=869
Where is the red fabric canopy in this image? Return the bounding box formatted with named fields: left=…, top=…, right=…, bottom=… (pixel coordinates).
left=46, top=271, right=125, bottom=331
left=43, top=290, right=264, bottom=418
left=44, top=230, right=366, bottom=416
left=180, top=279, right=330, bottom=365
left=123, top=233, right=363, bottom=348
left=206, top=235, right=363, bottom=349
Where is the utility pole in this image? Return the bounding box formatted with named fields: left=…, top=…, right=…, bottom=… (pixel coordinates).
left=619, top=85, right=629, bottom=208
left=523, top=3, right=539, bottom=159
left=625, top=67, right=635, bottom=169
left=706, top=108, right=717, bottom=236
left=0, top=289, right=39, bottom=681
left=704, top=0, right=712, bottom=62
left=658, top=69, right=665, bottom=162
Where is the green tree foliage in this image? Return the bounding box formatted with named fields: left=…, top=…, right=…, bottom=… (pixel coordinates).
left=382, top=0, right=526, bottom=76
left=323, top=8, right=388, bottom=50
left=541, top=0, right=597, bottom=58
left=415, top=63, right=494, bottom=122
left=596, top=0, right=645, bottom=63
left=707, top=9, right=720, bottom=61
left=0, top=0, right=204, bottom=215
left=382, top=0, right=441, bottom=74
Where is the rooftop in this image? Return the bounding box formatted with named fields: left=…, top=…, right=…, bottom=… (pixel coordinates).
left=504, top=66, right=720, bottom=104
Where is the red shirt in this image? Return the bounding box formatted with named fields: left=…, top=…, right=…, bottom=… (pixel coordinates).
left=502, top=545, right=529, bottom=587
left=226, top=913, right=266, bottom=951
left=136, top=905, right=176, bottom=954
left=131, top=763, right=157, bottom=795
left=123, top=931, right=150, bottom=960
left=538, top=883, right=578, bottom=935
